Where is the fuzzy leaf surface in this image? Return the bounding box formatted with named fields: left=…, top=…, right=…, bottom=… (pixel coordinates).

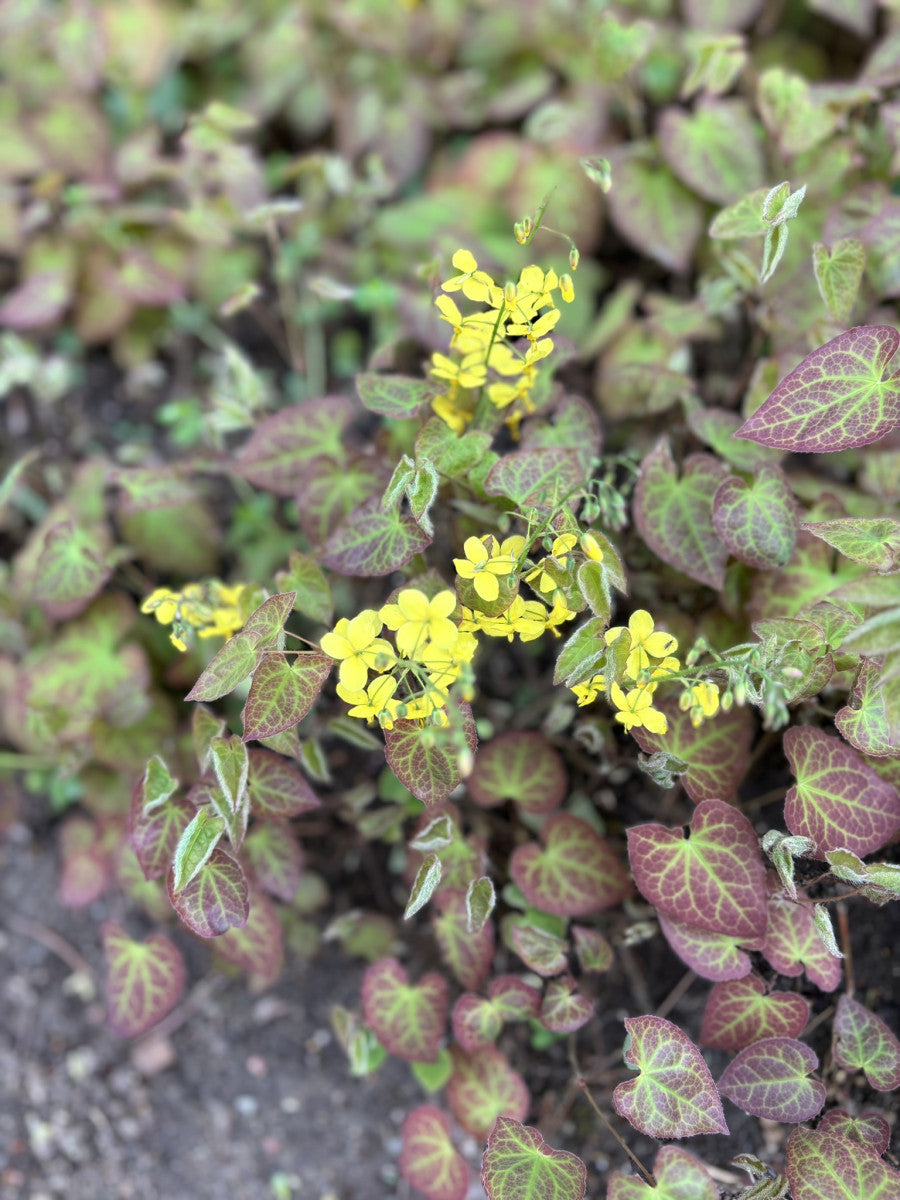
left=400, top=1106, right=468, bottom=1200
left=700, top=976, right=810, bottom=1051
left=129, top=787, right=193, bottom=882
left=467, top=731, right=567, bottom=814
left=242, top=651, right=332, bottom=742
left=357, top=372, right=432, bottom=419
left=185, top=630, right=261, bottom=702
left=785, top=1127, right=900, bottom=1200
left=320, top=495, right=432, bottom=576
left=835, top=660, right=900, bottom=758
left=433, top=888, right=494, bottom=991
left=167, top=847, right=249, bottom=938
left=481, top=1116, right=586, bottom=1200
left=571, top=926, right=613, bottom=974
left=712, top=467, right=798, bottom=569
left=607, top=1146, right=717, bottom=1200
left=485, top=447, right=586, bottom=510
left=818, top=1110, right=891, bottom=1156
left=718, top=1038, right=825, bottom=1122
left=361, top=957, right=447, bottom=1063
left=102, top=922, right=186, bottom=1038
left=762, top=890, right=842, bottom=991
left=385, top=704, right=477, bottom=808
left=801, top=518, right=900, bottom=573
left=447, top=1047, right=529, bottom=1138
left=833, top=996, right=900, bottom=1091
left=631, top=703, right=753, bottom=803
left=511, top=814, right=631, bottom=917
left=540, top=977, right=595, bottom=1033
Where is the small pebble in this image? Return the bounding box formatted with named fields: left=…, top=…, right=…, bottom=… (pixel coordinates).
left=234, top=1094, right=258, bottom=1117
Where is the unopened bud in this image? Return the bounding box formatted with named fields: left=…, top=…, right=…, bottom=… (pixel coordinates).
left=569, top=245, right=580, bottom=271
left=457, top=747, right=475, bottom=778
left=504, top=281, right=517, bottom=306
left=514, top=221, right=527, bottom=245
left=559, top=273, right=575, bottom=303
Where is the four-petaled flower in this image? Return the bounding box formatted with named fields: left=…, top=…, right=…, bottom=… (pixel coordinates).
left=320, top=611, right=394, bottom=691
left=336, top=675, right=400, bottom=728
left=453, top=535, right=526, bottom=602
left=441, top=249, right=495, bottom=303
left=607, top=609, right=678, bottom=681
left=379, top=588, right=459, bottom=657
left=610, top=682, right=668, bottom=734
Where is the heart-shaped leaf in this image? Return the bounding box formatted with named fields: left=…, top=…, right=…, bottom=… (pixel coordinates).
left=510, top=814, right=632, bottom=917
left=433, top=888, right=494, bottom=991
left=102, top=922, right=186, bottom=1038
left=801, top=517, right=900, bottom=573
left=130, top=782, right=193, bottom=882
left=361, top=957, right=447, bottom=1063
left=242, top=651, right=332, bottom=742
left=452, top=994, right=504, bottom=1052
left=712, top=467, right=798, bottom=569
left=485, top=447, right=586, bottom=510
left=736, top=326, right=900, bottom=453
left=613, top=1016, right=728, bottom=1138
left=718, top=1038, right=825, bottom=1122
left=607, top=1145, right=717, bottom=1200
left=571, top=926, right=613, bottom=974
left=320, top=495, right=432, bottom=575
left=246, top=748, right=321, bottom=817
left=358, top=372, right=433, bottom=418
left=447, top=1047, right=529, bottom=1138
left=813, top=238, right=866, bottom=324
left=467, top=731, right=567, bottom=814
left=509, top=922, right=568, bottom=977
left=400, top=1106, right=468, bottom=1200
left=385, top=704, right=477, bottom=808
left=658, top=100, right=765, bottom=204
left=762, top=889, right=842, bottom=992
left=32, top=519, right=113, bottom=620
left=833, top=996, right=900, bottom=1091
left=274, top=551, right=333, bottom=625
left=185, top=629, right=262, bottom=702
left=785, top=1126, right=900, bottom=1200
left=783, top=726, right=900, bottom=858
left=540, top=976, right=594, bottom=1033
left=235, top=396, right=354, bottom=493
left=658, top=915, right=754, bottom=981
left=835, top=661, right=900, bottom=758
left=167, top=847, right=249, bottom=938
left=482, top=1116, right=586, bottom=1200
left=605, top=144, right=706, bottom=273
left=818, top=1110, right=891, bottom=1157
left=631, top=703, right=753, bottom=803
left=627, top=800, right=767, bottom=939
left=700, top=976, right=810, bottom=1051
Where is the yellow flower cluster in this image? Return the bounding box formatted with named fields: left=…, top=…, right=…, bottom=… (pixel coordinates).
left=430, top=249, right=574, bottom=434
left=141, top=582, right=247, bottom=652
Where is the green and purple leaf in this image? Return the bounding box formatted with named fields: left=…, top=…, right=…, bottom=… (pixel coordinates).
left=613, top=1016, right=729, bottom=1138
left=361, top=957, right=447, bottom=1063
left=167, top=847, right=249, bottom=938
left=510, top=814, right=632, bottom=917
left=762, top=889, right=842, bottom=991
left=467, top=731, right=567, bottom=815
left=735, top=327, right=900, bottom=453
left=540, top=976, right=595, bottom=1033
left=801, top=517, right=900, bottom=573
left=606, top=144, right=706, bottom=274
left=490, top=976, right=542, bottom=1022
left=818, top=1110, right=891, bottom=1156
left=400, top=1106, right=468, bottom=1200
left=509, top=922, right=568, bottom=977
left=712, top=467, right=798, bottom=569
left=607, top=1146, right=717, bottom=1200
left=785, top=1126, right=900, bottom=1200
left=185, top=630, right=262, bottom=702
left=242, top=651, right=332, bottom=742
left=481, top=1116, right=586, bottom=1200
left=58, top=816, right=114, bottom=908
left=243, top=821, right=304, bottom=902
left=571, top=926, right=613, bottom=974
left=631, top=703, right=753, bottom=803
left=813, top=239, right=866, bottom=324
left=657, top=915, right=754, bottom=982
left=466, top=876, right=496, bottom=932
left=247, top=748, right=321, bottom=818
left=485, top=447, right=586, bottom=510
left=212, top=887, right=284, bottom=989
left=700, top=976, right=810, bottom=1051
left=234, top=396, right=354, bottom=494
left=273, top=552, right=333, bottom=625
left=129, top=785, right=193, bottom=882
left=658, top=99, right=765, bottom=204
left=836, top=661, right=900, bottom=758
left=171, top=807, right=225, bottom=893
left=385, top=705, right=477, bottom=808
left=452, top=994, right=503, bottom=1052
left=241, top=591, right=296, bottom=649
left=627, top=800, right=767, bottom=939
left=433, top=888, right=494, bottom=991
left=406, top=853, right=443, bottom=920
left=826, top=848, right=900, bottom=905
left=718, top=1038, right=825, bottom=1122
left=31, top=520, right=113, bottom=620
left=833, top=996, right=900, bottom=1091
left=102, top=921, right=186, bottom=1038
left=447, top=1046, right=529, bottom=1139
left=320, top=495, right=432, bottom=576
left=357, top=372, right=432, bottom=419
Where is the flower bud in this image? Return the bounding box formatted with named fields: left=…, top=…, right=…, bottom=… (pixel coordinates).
left=559, top=273, right=575, bottom=303
left=569, top=245, right=580, bottom=271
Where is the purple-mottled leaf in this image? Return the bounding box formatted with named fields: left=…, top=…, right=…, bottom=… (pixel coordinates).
left=718, top=1038, right=825, bottom=1122
left=0, top=270, right=71, bottom=329
left=735, top=327, right=900, bottom=453
left=185, top=630, right=262, bottom=702
left=700, top=976, right=810, bottom=1051
left=813, top=239, right=866, bottom=324
left=467, top=731, right=567, bottom=814
left=400, top=1106, right=468, bottom=1200
left=509, top=922, right=569, bottom=977
left=320, top=495, right=432, bottom=576
left=57, top=816, right=114, bottom=908
left=447, top=1046, right=529, bottom=1139
left=606, top=144, right=706, bottom=274
left=783, top=726, right=900, bottom=858
left=485, top=447, right=586, bottom=510
left=102, top=921, right=186, bottom=1038
left=613, top=1016, right=729, bottom=1138
left=171, top=807, right=225, bottom=893
left=833, top=996, right=900, bottom=1092
left=657, top=915, right=754, bottom=982
left=415, top=417, right=493, bottom=479
left=748, top=530, right=867, bottom=622
left=658, top=100, right=765, bottom=204
left=168, top=846, right=249, bottom=938
left=712, top=467, right=798, bottom=569
left=510, top=814, right=632, bottom=917
left=607, top=1145, right=717, bottom=1200
left=818, top=1110, right=891, bottom=1156
left=466, top=876, right=495, bottom=931
left=452, top=994, right=503, bottom=1052
left=571, top=926, right=613, bottom=974
left=31, top=520, right=113, bottom=619
left=129, top=783, right=193, bottom=882
left=295, top=454, right=385, bottom=546
left=209, top=734, right=248, bottom=815
left=862, top=198, right=900, bottom=300
left=234, top=397, right=354, bottom=494
left=520, top=394, right=602, bottom=476
left=634, top=441, right=729, bottom=589
left=627, top=800, right=767, bottom=939
left=482, top=1117, right=586, bottom=1200
left=631, top=702, right=753, bottom=803
left=540, top=976, right=594, bottom=1033
left=241, top=592, right=295, bottom=649
left=433, top=888, right=494, bottom=991
left=384, top=704, right=477, bottom=808
left=687, top=406, right=783, bottom=471
left=247, top=748, right=320, bottom=817
left=802, top=518, right=900, bottom=573
left=273, top=551, right=333, bottom=625
left=212, top=887, right=283, bottom=988
left=361, top=957, right=447, bottom=1063
left=243, top=821, right=304, bottom=902
left=242, top=651, right=332, bottom=742
left=357, top=372, right=432, bottom=419
left=489, top=976, right=541, bottom=1021
left=786, top=1126, right=900, bottom=1200
left=762, top=888, right=842, bottom=991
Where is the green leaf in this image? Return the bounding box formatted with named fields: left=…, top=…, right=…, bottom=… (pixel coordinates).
left=511, top=814, right=632, bottom=917
left=137, top=755, right=178, bottom=814
left=130, top=786, right=193, bottom=882
left=415, top=417, right=492, bottom=478
left=607, top=143, right=706, bottom=274
left=243, top=821, right=304, bottom=902
left=447, top=1047, right=529, bottom=1139
left=192, top=706, right=226, bottom=772
left=785, top=1127, right=900, bottom=1200
left=320, top=495, right=432, bottom=576
left=357, top=372, right=432, bottom=419
left=658, top=99, right=765, bottom=204
left=712, top=466, right=798, bottom=569
left=826, top=848, right=900, bottom=906
left=167, top=846, right=249, bottom=938
left=836, top=661, right=900, bottom=757
left=481, top=1116, right=586, bottom=1200
left=410, top=1051, right=453, bottom=1094
left=361, top=957, right=447, bottom=1063
left=736, top=327, right=900, bottom=453
left=758, top=68, right=840, bottom=156
left=613, top=1016, right=728, bottom=1138
left=31, top=519, right=113, bottom=619
left=833, top=996, right=900, bottom=1091
left=687, top=406, right=783, bottom=470
left=102, top=921, right=186, bottom=1038
left=172, top=807, right=225, bottom=893
left=400, top=1106, right=468, bottom=1200
left=467, top=731, right=567, bottom=814
left=405, top=853, right=442, bottom=919
left=553, top=616, right=608, bottom=687
left=433, top=888, right=494, bottom=991
left=209, top=735, right=248, bottom=814
left=246, top=747, right=321, bottom=817
left=241, top=592, right=296, bottom=649
left=813, top=239, right=866, bottom=324
left=485, top=448, right=586, bottom=510
left=608, top=1146, right=716, bottom=1200
left=273, top=551, right=333, bottom=625
left=801, top=517, right=900, bottom=573
left=384, top=705, right=477, bottom=808
left=466, top=876, right=495, bottom=932
left=185, top=630, right=262, bottom=702
left=762, top=889, right=843, bottom=992
left=296, top=454, right=385, bottom=545
left=241, top=650, right=332, bottom=742
left=234, top=396, right=354, bottom=493
left=709, top=187, right=769, bottom=239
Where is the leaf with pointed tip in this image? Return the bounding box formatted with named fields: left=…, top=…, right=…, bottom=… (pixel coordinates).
left=490, top=976, right=541, bottom=1021
left=833, top=996, right=900, bottom=1092
left=783, top=726, right=900, bottom=858
left=234, top=396, right=354, bottom=493
left=168, top=847, right=249, bottom=938
left=613, top=1016, right=728, bottom=1138
left=102, top=922, right=186, bottom=1038
left=718, top=1038, right=825, bottom=1122
left=762, top=890, right=842, bottom=991
left=185, top=630, right=262, bottom=702
left=243, top=821, right=304, bottom=902
left=241, top=592, right=295, bottom=650
left=485, top=447, right=586, bottom=510
left=818, top=1110, right=891, bottom=1157
left=572, top=926, right=613, bottom=974
left=540, top=977, right=595, bottom=1033
left=415, top=417, right=492, bottom=478
left=468, top=732, right=567, bottom=814
left=384, top=705, right=477, bottom=808
left=466, top=876, right=495, bottom=931
left=509, top=922, right=569, bottom=977
left=700, top=976, right=810, bottom=1051
left=628, top=800, right=767, bottom=939
left=172, top=807, right=225, bottom=893
left=213, top=887, right=284, bottom=988
left=658, top=100, right=765, bottom=204
left=553, top=615, right=608, bottom=687
left=453, top=994, right=503, bottom=1052
left=433, top=888, right=494, bottom=991
left=130, top=783, right=193, bottom=882
left=192, top=707, right=226, bottom=772
left=399, top=1106, right=468, bottom=1200
left=447, top=1047, right=529, bottom=1139
left=511, top=814, right=631, bottom=918
left=247, top=748, right=321, bottom=817
left=713, top=467, right=798, bottom=569
left=357, top=372, right=432, bottom=419
left=835, top=662, right=900, bottom=758
left=736, top=327, right=900, bottom=453
left=320, top=495, right=432, bottom=576
left=631, top=703, right=753, bottom=803
left=607, top=144, right=705, bottom=274
left=657, top=915, right=754, bottom=981
left=242, top=651, right=332, bottom=742
left=608, top=1145, right=717, bottom=1200
left=785, top=1126, right=900, bottom=1200
left=813, top=238, right=866, bottom=324
left=274, top=551, right=333, bottom=625
left=362, top=957, right=447, bottom=1063
left=406, top=853, right=442, bottom=919
left=801, top=518, right=900, bottom=573
left=826, top=848, right=900, bottom=905
left=210, top=735, right=248, bottom=814
left=481, top=1116, right=586, bottom=1200
left=634, top=442, right=729, bottom=589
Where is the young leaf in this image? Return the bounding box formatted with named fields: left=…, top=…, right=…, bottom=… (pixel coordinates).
left=447, top=1046, right=529, bottom=1139
left=818, top=1110, right=891, bottom=1157
left=357, top=372, right=432, bottom=419
left=826, top=848, right=900, bottom=905
left=489, top=976, right=542, bottom=1022
left=607, top=1145, right=717, bottom=1200
left=540, top=976, right=594, bottom=1033
left=241, top=591, right=296, bottom=649
left=785, top=1126, right=900, bottom=1200
left=657, top=915, right=754, bottom=982
left=735, top=326, right=900, bottom=453
left=130, top=787, right=194, bottom=882
left=102, top=922, right=186, bottom=1038
left=510, top=814, right=632, bottom=917
left=466, top=876, right=495, bottom=931
left=613, top=1016, right=729, bottom=1138
left=712, top=467, right=798, bottom=569
left=800, top=517, right=900, bottom=574
left=273, top=551, right=333, bottom=625
left=482, top=1116, right=586, bottom=1200
left=320, top=495, right=432, bottom=576
left=384, top=705, right=477, bottom=808
left=241, top=651, right=332, bottom=742
left=813, top=239, right=866, bottom=324
left=762, top=889, right=842, bottom=991
left=415, top=417, right=492, bottom=479
left=700, top=976, right=810, bottom=1051
left=405, top=853, right=443, bottom=919
left=167, top=846, right=249, bottom=938
left=400, top=1106, right=468, bottom=1200
left=247, top=748, right=321, bottom=817
left=467, top=731, right=568, bottom=814
left=631, top=702, right=753, bottom=803
left=783, top=726, right=900, bottom=858
left=411, top=1049, right=453, bottom=1093
left=185, top=629, right=262, bottom=702
left=234, top=396, right=354, bottom=493
left=485, top=447, right=586, bottom=510
left=192, top=706, right=226, bottom=772
left=209, top=734, right=249, bottom=814
left=453, top=994, right=504, bottom=1052
left=433, top=888, right=494, bottom=991
left=571, top=926, right=613, bottom=974
left=553, top=615, right=609, bottom=687
left=135, top=756, right=178, bottom=814
left=833, top=996, right=900, bottom=1092
left=718, top=1038, right=825, bottom=1122
left=361, top=957, right=447, bottom=1063
left=172, top=807, right=225, bottom=893
left=627, top=800, right=767, bottom=939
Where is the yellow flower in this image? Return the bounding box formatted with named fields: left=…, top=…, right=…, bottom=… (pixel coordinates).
left=379, top=588, right=458, bottom=657
left=571, top=672, right=605, bottom=706
left=336, top=675, right=400, bottom=728
left=581, top=532, right=604, bottom=562
left=543, top=591, right=578, bottom=636
left=525, top=533, right=579, bottom=594
left=680, top=681, right=720, bottom=727
left=559, top=273, right=575, bottom=303
left=473, top=595, right=547, bottom=642
left=441, top=249, right=495, bottom=303
left=432, top=390, right=474, bottom=433
left=607, top=610, right=679, bottom=681
left=141, top=588, right=180, bottom=626
left=453, top=535, right=525, bottom=603
left=430, top=350, right=487, bottom=390
left=610, top=683, right=668, bottom=734
left=320, top=611, right=394, bottom=691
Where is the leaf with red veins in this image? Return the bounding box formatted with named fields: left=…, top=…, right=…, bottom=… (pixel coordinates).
left=833, top=996, right=900, bottom=1092
left=361, top=957, right=448, bottom=1063
left=761, top=889, right=842, bottom=992
left=627, top=800, right=767, bottom=940
left=540, top=976, right=595, bottom=1034
left=783, top=726, right=900, bottom=858
left=433, top=888, right=494, bottom=991
left=818, top=1110, right=891, bottom=1157
left=786, top=1126, right=900, bottom=1200
left=631, top=701, right=754, bottom=803
left=658, top=914, right=754, bottom=982
left=700, top=976, right=810, bottom=1051
left=718, top=1038, right=825, bottom=1123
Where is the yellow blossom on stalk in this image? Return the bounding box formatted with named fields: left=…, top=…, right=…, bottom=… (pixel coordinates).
left=336, top=675, right=400, bottom=729
left=441, top=249, right=495, bottom=302
left=525, top=533, right=579, bottom=594
left=581, top=531, right=604, bottom=562
left=320, top=611, right=394, bottom=691
left=543, top=591, right=578, bottom=636
left=571, top=673, right=605, bottom=706
left=680, top=681, right=721, bottom=727
left=379, top=588, right=459, bottom=657
left=430, top=350, right=487, bottom=389
left=453, top=534, right=526, bottom=603
left=606, top=610, right=679, bottom=681
left=610, top=682, right=668, bottom=734
left=559, top=274, right=575, bottom=303
left=141, top=581, right=247, bottom=652
left=432, top=390, right=475, bottom=433
left=472, top=595, right=548, bottom=642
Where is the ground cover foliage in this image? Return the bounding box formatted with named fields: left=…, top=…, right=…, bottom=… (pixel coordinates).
left=1, top=1, right=900, bottom=1197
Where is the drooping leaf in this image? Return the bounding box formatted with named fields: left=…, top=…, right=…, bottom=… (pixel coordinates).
left=540, top=976, right=595, bottom=1033
left=433, top=888, right=494, bottom=991
left=467, top=731, right=568, bottom=814
left=607, top=1146, right=717, bottom=1200
left=783, top=726, right=900, bottom=858
left=31, top=520, right=113, bottom=619
left=510, top=814, right=632, bottom=917
left=405, top=853, right=443, bottom=919
left=247, top=748, right=321, bottom=817
left=658, top=99, right=765, bottom=204
left=712, top=467, right=798, bottom=569
left=384, top=705, right=477, bottom=808
left=762, top=889, right=842, bottom=991
left=481, top=1116, right=586, bottom=1200
left=213, top=887, right=284, bottom=988
left=234, top=396, right=355, bottom=493
left=700, top=976, right=810, bottom=1050
left=320, top=495, right=432, bottom=576
left=613, top=1016, right=729, bottom=1138
left=185, top=630, right=262, bottom=702
left=400, top=1106, right=468, bottom=1200
left=361, top=957, right=447, bottom=1063
left=657, top=915, right=754, bottom=982
left=813, top=239, right=866, bottom=324
left=241, top=651, right=332, bottom=742
left=102, top=921, right=186, bottom=1038
left=833, top=996, right=900, bottom=1092
left=167, top=846, right=249, bottom=938
left=631, top=702, right=753, bottom=803
left=735, top=327, right=900, bottom=453
left=571, top=926, right=614, bottom=974
left=627, top=800, right=767, bottom=939
left=718, top=1038, right=825, bottom=1122
left=485, top=447, right=586, bottom=510
left=447, top=1046, right=529, bottom=1139
left=785, top=1126, right=900, bottom=1200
